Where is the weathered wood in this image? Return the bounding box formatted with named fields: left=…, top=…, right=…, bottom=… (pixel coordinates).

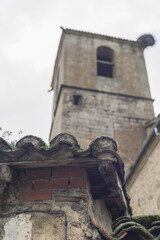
left=2, top=156, right=99, bottom=169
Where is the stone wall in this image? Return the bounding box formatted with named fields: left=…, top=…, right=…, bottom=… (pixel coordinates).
left=0, top=167, right=112, bottom=240
left=50, top=30, right=154, bottom=171
left=127, top=139, right=160, bottom=215
left=51, top=86, right=154, bottom=171
left=52, top=31, right=152, bottom=99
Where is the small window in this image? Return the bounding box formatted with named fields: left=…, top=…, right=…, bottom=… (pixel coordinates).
left=73, top=95, right=82, bottom=105
left=97, top=46, right=114, bottom=78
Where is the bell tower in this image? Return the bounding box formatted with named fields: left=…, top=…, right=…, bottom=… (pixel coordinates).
left=49, top=28, right=155, bottom=170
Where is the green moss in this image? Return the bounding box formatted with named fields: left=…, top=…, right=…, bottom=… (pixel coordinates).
left=74, top=144, right=83, bottom=152
left=129, top=163, right=133, bottom=170
left=115, top=225, right=154, bottom=239
left=10, top=141, right=17, bottom=150
left=112, top=221, right=140, bottom=236
left=148, top=226, right=160, bottom=235
left=112, top=216, right=133, bottom=230
left=112, top=215, right=160, bottom=239
left=40, top=145, right=49, bottom=150
left=152, top=220, right=160, bottom=227
left=39, top=138, right=55, bottom=150
left=133, top=215, right=160, bottom=229
left=39, top=138, right=47, bottom=147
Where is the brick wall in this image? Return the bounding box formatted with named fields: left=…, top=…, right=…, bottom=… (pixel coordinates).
left=2, top=167, right=114, bottom=239
left=1, top=166, right=113, bottom=240
left=4, top=168, right=90, bottom=204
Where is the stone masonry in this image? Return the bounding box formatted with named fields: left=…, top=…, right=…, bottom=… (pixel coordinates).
left=54, top=86, right=153, bottom=170
left=50, top=29, right=155, bottom=171
left=127, top=136, right=160, bottom=216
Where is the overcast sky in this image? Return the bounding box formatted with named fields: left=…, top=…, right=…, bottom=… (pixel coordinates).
left=0, top=0, right=160, bottom=143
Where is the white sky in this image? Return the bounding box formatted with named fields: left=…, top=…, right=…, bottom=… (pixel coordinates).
left=0, top=0, right=160, bottom=143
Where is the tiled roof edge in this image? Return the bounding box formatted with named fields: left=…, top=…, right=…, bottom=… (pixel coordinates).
left=64, top=28, right=140, bottom=45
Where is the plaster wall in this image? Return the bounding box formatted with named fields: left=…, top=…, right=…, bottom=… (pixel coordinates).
left=3, top=214, right=32, bottom=240
left=128, top=139, right=160, bottom=215
left=1, top=201, right=112, bottom=240
left=92, top=200, right=112, bottom=234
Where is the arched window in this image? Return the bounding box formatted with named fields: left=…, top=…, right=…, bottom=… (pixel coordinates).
left=97, top=46, right=114, bottom=78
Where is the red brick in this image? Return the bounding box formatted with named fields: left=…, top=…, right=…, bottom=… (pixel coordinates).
left=78, top=194, right=88, bottom=201
left=19, top=191, right=52, bottom=202
left=119, top=233, right=128, bottom=239
left=90, top=216, right=100, bottom=228
left=26, top=169, right=51, bottom=180
left=23, top=183, right=33, bottom=192
left=70, top=178, right=88, bottom=189
left=53, top=168, right=87, bottom=178
left=34, top=179, right=68, bottom=190
left=4, top=199, right=15, bottom=204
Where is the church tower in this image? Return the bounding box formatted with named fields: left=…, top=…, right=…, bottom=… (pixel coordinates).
left=49, top=28, right=155, bottom=170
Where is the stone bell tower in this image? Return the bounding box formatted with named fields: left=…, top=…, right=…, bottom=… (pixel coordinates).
left=49, top=28, right=155, bottom=170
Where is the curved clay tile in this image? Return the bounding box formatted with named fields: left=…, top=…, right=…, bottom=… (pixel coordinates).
left=90, top=136, right=117, bottom=155
left=0, top=137, right=12, bottom=151
left=16, top=135, right=47, bottom=149
left=50, top=132, right=79, bottom=149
